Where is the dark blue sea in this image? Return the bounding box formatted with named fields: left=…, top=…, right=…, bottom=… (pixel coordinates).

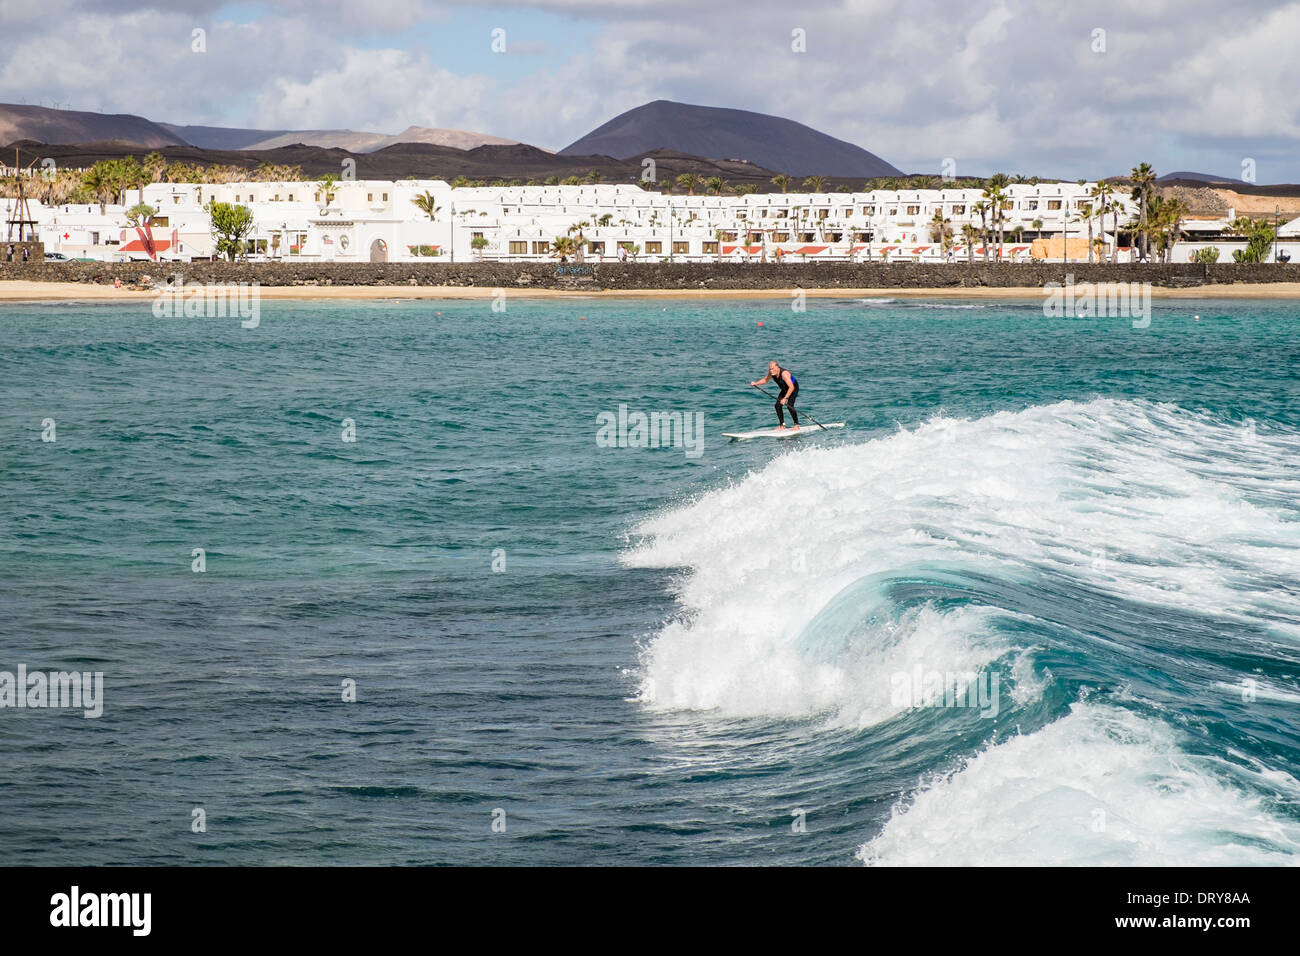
left=1, top=294, right=1297, bottom=865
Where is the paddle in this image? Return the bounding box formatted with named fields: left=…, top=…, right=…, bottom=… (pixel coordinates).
left=749, top=382, right=830, bottom=432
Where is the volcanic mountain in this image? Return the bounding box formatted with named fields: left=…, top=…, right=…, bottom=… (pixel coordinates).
left=1, top=104, right=518, bottom=154
left=0, top=103, right=186, bottom=150
left=559, top=100, right=901, bottom=178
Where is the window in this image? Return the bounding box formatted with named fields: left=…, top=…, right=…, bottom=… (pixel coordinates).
left=471, top=232, right=484, bottom=240
left=773, top=232, right=790, bottom=242
left=382, top=193, right=389, bottom=202
left=817, top=209, right=829, bottom=219
left=907, top=205, right=920, bottom=215
left=590, top=241, right=606, bottom=255
left=288, top=194, right=294, bottom=202
left=748, top=232, right=762, bottom=243
left=645, top=241, right=662, bottom=254
left=1047, top=200, right=1062, bottom=210
left=509, top=241, right=527, bottom=254
left=172, top=196, right=181, bottom=205
left=532, top=241, right=549, bottom=254
left=152, top=216, right=169, bottom=227
left=888, top=207, right=898, bottom=216
left=314, top=192, right=320, bottom=202
left=90, top=231, right=99, bottom=245
left=703, top=241, right=719, bottom=254
left=863, top=206, right=875, bottom=215
left=672, top=241, right=689, bottom=254
left=951, top=204, right=965, bottom=214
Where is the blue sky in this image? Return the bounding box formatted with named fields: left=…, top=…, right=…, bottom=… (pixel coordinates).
left=2, top=0, right=1298, bottom=181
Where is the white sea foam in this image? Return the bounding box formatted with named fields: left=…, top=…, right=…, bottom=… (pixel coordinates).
left=624, top=399, right=1300, bottom=723
left=858, top=702, right=1300, bottom=866
left=625, top=397, right=1300, bottom=863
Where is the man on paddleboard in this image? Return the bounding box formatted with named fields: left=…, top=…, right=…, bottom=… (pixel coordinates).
left=751, top=361, right=799, bottom=430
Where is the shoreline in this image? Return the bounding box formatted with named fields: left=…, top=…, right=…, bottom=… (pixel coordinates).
left=6, top=280, right=1300, bottom=302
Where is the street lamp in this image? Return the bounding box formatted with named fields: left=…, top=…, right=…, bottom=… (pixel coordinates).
left=1063, top=201, right=1068, bottom=264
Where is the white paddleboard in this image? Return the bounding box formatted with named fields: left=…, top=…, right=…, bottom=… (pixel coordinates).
left=723, top=423, right=846, bottom=440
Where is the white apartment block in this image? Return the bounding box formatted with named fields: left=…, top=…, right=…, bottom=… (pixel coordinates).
left=3, top=179, right=1181, bottom=265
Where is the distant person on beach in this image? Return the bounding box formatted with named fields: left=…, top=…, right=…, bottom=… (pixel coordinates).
left=751, top=360, right=799, bottom=430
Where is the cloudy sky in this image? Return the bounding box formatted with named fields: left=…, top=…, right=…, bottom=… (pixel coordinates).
left=2, top=0, right=1298, bottom=181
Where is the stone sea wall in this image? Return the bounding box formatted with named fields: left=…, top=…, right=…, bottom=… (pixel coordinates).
left=3, top=259, right=1300, bottom=289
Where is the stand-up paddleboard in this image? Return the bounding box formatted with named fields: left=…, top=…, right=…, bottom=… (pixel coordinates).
left=723, top=423, right=846, bottom=440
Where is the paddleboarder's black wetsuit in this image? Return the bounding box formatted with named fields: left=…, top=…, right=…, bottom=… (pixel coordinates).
left=774, top=366, right=799, bottom=426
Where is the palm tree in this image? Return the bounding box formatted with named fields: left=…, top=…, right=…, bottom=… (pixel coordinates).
left=81, top=164, right=111, bottom=214
left=704, top=176, right=725, bottom=195
left=317, top=175, right=339, bottom=207
left=1229, top=217, right=1255, bottom=238
left=1156, top=196, right=1189, bottom=262
left=1129, top=162, right=1156, bottom=261
left=411, top=191, right=441, bottom=221
left=961, top=223, right=977, bottom=263
left=1080, top=200, right=1096, bottom=262
left=803, top=176, right=828, bottom=193
left=143, top=152, right=166, bottom=187
left=929, top=208, right=952, bottom=245
left=1090, top=180, right=1115, bottom=261
left=1107, top=199, right=1125, bottom=263
left=566, top=221, right=590, bottom=262
left=983, top=173, right=1011, bottom=261
left=114, top=155, right=147, bottom=205
left=551, top=235, right=577, bottom=261
left=771, top=174, right=791, bottom=194
left=972, top=200, right=990, bottom=262
left=675, top=173, right=699, bottom=195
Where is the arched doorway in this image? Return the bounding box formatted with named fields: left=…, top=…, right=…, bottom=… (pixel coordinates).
left=369, top=238, right=388, bottom=263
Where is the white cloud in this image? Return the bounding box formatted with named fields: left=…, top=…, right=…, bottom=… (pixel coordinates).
left=1, top=0, right=1297, bottom=180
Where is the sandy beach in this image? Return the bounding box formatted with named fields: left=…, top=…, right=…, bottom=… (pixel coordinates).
left=5, top=280, right=1300, bottom=302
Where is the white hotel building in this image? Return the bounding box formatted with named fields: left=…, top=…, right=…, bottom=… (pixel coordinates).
left=4, top=178, right=1203, bottom=265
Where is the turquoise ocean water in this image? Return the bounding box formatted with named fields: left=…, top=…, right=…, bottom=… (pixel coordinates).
left=1, top=294, right=1298, bottom=865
